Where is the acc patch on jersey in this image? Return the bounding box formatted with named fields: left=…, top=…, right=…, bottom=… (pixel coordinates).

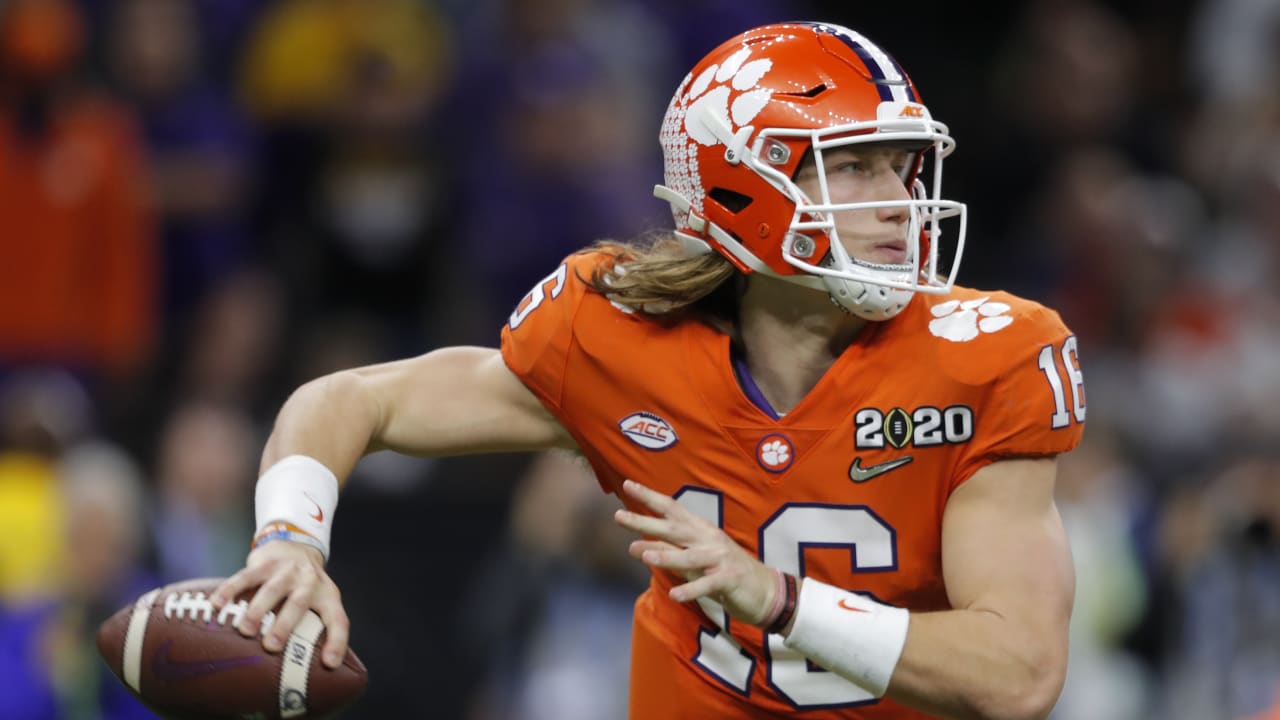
left=619, top=412, right=679, bottom=450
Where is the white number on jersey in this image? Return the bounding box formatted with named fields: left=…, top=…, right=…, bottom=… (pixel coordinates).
left=508, top=263, right=568, bottom=330
left=676, top=490, right=893, bottom=709
left=1037, top=335, right=1085, bottom=429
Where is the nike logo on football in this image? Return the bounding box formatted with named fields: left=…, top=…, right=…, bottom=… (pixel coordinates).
left=838, top=598, right=870, bottom=613
left=151, top=639, right=263, bottom=681
left=303, top=493, right=323, bottom=522
left=848, top=456, right=913, bottom=483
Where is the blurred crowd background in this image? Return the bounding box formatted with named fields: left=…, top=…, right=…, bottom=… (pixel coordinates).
left=0, top=0, right=1277, bottom=718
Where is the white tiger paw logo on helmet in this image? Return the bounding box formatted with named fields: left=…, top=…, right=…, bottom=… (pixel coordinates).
left=660, top=48, right=775, bottom=216
left=682, top=47, right=774, bottom=146
left=928, top=297, right=1014, bottom=342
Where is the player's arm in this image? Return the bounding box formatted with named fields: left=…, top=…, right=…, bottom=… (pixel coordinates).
left=876, top=456, right=1072, bottom=720
left=261, top=345, right=575, bottom=480
left=213, top=346, right=573, bottom=667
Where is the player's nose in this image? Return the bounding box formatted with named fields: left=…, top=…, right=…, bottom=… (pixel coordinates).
left=875, top=180, right=911, bottom=224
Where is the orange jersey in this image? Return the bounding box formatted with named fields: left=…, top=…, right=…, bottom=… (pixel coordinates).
left=500, top=252, right=1085, bottom=719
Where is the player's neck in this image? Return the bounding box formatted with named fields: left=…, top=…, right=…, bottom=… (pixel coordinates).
left=735, top=277, right=869, bottom=414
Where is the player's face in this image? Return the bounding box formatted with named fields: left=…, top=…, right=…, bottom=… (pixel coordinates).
left=793, top=144, right=914, bottom=265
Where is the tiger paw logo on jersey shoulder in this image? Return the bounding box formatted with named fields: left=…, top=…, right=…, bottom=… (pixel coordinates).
left=619, top=412, right=678, bottom=450
left=854, top=406, right=975, bottom=449
left=756, top=434, right=794, bottom=473
left=929, top=297, right=1013, bottom=342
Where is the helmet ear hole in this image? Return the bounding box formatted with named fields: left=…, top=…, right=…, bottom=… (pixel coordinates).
left=708, top=188, right=753, bottom=214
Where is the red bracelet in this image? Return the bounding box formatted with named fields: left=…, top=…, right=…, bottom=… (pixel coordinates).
left=764, top=572, right=799, bottom=635
left=760, top=568, right=787, bottom=628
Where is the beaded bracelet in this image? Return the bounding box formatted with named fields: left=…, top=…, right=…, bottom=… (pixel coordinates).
left=251, top=521, right=328, bottom=560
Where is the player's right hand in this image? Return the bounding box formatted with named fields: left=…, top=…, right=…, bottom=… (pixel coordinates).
left=210, top=540, right=350, bottom=669
left=615, top=479, right=778, bottom=626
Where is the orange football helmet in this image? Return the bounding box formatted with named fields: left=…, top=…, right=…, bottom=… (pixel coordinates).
left=656, top=22, right=967, bottom=319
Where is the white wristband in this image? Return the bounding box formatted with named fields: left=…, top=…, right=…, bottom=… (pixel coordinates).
left=254, top=455, right=339, bottom=560
left=782, top=578, right=910, bottom=697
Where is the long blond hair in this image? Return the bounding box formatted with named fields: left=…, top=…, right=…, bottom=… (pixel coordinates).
left=579, top=233, right=739, bottom=320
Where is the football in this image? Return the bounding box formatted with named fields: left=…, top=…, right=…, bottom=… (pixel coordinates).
left=97, top=577, right=367, bottom=719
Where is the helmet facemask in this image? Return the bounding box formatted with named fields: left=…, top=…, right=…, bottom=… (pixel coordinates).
left=749, top=114, right=968, bottom=320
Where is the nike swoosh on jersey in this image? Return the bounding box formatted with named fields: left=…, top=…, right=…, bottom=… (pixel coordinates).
left=848, top=456, right=914, bottom=483
left=151, top=639, right=263, bottom=682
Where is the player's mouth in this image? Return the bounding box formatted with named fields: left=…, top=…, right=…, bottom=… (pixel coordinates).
left=868, top=241, right=908, bottom=265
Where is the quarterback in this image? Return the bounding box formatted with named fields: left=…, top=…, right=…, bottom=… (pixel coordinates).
left=215, top=22, right=1085, bottom=719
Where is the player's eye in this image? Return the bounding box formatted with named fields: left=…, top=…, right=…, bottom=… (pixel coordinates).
left=831, top=160, right=866, bottom=176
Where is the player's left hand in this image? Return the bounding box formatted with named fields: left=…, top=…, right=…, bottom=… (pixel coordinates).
left=615, top=479, right=777, bottom=626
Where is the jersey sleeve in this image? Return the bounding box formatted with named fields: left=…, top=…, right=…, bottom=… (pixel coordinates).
left=500, top=252, right=632, bottom=494
left=951, top=302, right=1086, bottom=489
left=499, top=253, right=602, bottom=413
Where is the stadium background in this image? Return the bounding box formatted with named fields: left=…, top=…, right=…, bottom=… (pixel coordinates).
left=1, top=0, right=1277, bottom=718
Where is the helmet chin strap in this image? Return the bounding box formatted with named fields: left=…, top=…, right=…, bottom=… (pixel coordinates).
left=821, top=275, right=914, bottom=320
left=815, top=223, right=917, bottom=321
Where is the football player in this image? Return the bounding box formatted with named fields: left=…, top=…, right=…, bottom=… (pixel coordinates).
left=214, top=22, right=1086, bottom=719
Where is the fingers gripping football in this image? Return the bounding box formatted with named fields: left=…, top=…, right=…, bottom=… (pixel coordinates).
left=615, top=479, right=777, bottom=627
left=212, top=541, right=350, bottom=669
